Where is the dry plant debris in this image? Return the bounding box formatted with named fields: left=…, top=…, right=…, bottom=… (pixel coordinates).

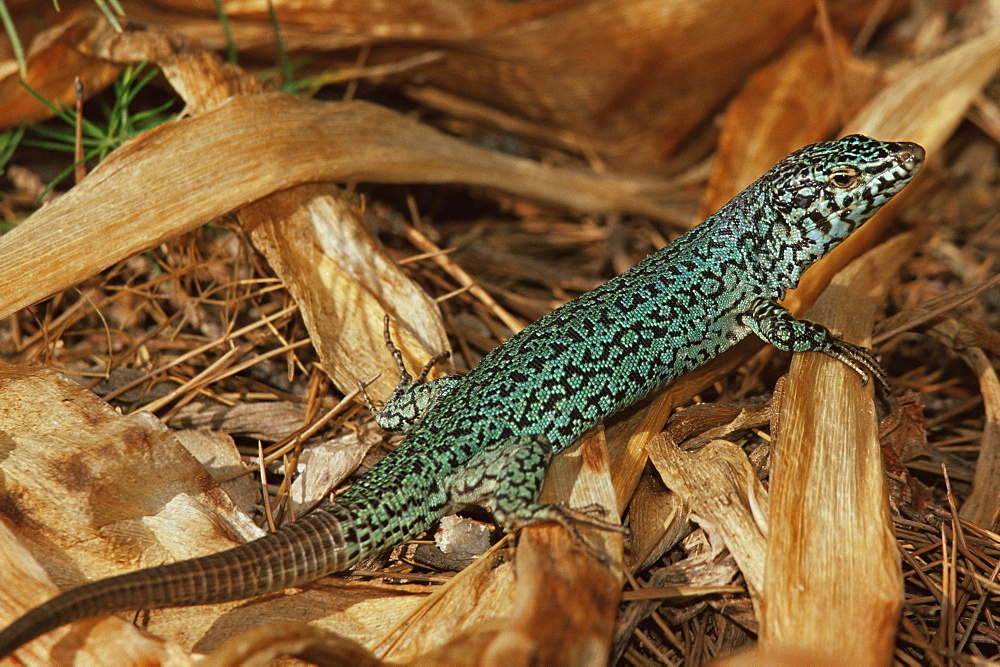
left=0, top=1, right=998, bottom=665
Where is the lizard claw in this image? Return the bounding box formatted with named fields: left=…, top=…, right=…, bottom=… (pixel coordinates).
left=827, top=338, right=890, bottom=396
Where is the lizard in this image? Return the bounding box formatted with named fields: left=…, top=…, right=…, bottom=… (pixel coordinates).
left=0, top=134, right=924, bottom=658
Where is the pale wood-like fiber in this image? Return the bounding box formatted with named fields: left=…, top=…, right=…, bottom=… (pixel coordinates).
left=761, top=234, right=917, bottom=664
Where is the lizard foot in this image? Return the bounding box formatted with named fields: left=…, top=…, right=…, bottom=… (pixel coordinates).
left=502, top=501, right=628, bottom=565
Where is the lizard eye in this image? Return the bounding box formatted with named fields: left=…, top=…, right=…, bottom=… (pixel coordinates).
left=829, top=166, right=860, bottom=189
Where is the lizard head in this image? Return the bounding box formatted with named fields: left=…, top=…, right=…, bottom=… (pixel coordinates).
left=763, top=133, right=924, bottom=285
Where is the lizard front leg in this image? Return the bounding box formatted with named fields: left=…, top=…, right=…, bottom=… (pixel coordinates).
left=743, top=298, right=888, bottom=392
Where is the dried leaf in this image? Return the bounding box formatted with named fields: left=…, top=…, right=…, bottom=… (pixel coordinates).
left=199, top=621, right=381, bottom=667
left=173, top=429, right=261, bottom=518
left=124, top=0, right=816, bottom=168
left=289, top=430, right=381, bottom=514
left=647, top=435, right=769, bottom=602
left=699, top=35, right=879, bottom=218
left=761, top=234, right=917, bottom=661
left=0, top=13, right=121, bottom=125
left=0, top=362, right=261, bottom=657
left=375, top=552, right=517, bottom=661
left=241, top=185, right=449, bottom=401
left=927, top=319, right=1000, bottom=526
left=627, top=474, right=691, bottom=573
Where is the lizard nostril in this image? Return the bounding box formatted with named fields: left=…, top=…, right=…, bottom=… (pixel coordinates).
left=893, top=142, right=925, bottom=165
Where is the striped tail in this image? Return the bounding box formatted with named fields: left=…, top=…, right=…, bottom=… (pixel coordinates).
left=0, top=502, right=375, bottom=657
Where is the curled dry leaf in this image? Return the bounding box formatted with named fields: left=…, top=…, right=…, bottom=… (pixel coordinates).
left=198, top=621, right=382, bottom=667
left=926, top=318, right=1000, bottom=526
left=0, top=90, right=681, bottom=322
left=288, top=428, right=383, bottom=515
left=0, top=363, right=261, bottom=658
left=698, top=34, right=881, bottom=218
left=626, top=474, right=691, bottom=574
left=372, top=546, right=518, bottom=662
left=0, top=11, right=121, bottom=125
left=646, top=434, right=769, bottom=603
left=241, top=185, right=451, bottom=401
left=173, top=428, right=262, bottom=517
left=123, top=0, right=815, bottom=168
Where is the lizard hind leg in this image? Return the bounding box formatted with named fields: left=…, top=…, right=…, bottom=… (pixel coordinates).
left=444, top=434, right=626, bottom=564
left=362, top=315, right=460, bottom=434
left=382, top=314, right=452, bottom=385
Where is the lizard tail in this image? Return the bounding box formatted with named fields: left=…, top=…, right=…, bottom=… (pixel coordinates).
left=0, top=503, right=365, bottom=657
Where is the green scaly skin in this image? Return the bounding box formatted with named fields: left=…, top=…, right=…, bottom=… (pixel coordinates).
left=0, top=135, right=923, bottom=657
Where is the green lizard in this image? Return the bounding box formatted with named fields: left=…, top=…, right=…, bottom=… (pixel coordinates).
left=0, top=134, right=923, bottom=657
